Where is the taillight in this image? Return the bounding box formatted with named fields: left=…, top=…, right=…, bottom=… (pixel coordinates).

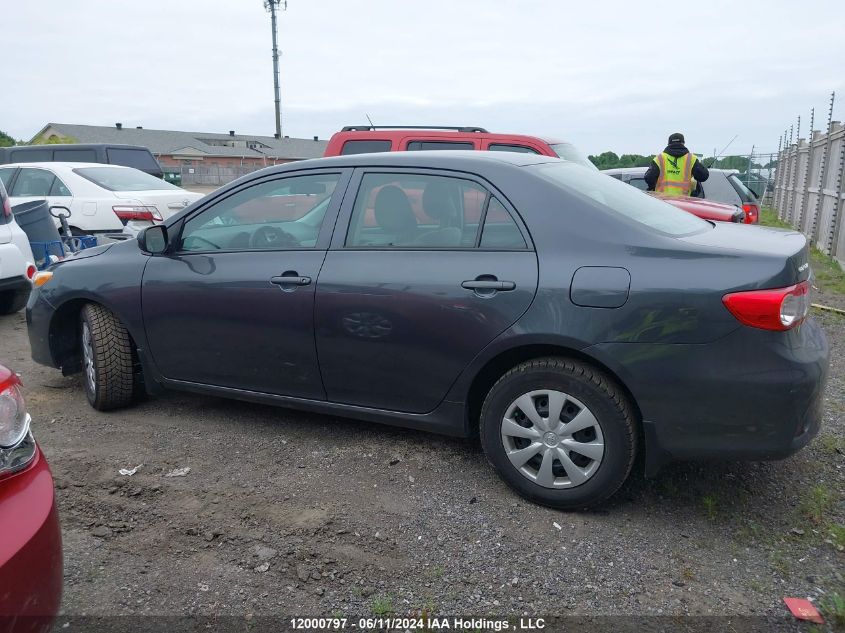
left=2, top=196, right=10, bottom=218
left=112, top=205, right=163, bottom=223
left=722, top=281, right=810, bottom=331
left=26, top=264, right=37, bottom=280
left=742, top=203, right=759, bottom=224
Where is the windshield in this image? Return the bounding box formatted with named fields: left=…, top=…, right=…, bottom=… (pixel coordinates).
left=74, top=166, right=178, bottom=192
left=532, top=162, right=709, bottom=236
left=550, top=143, right=598, bottom=170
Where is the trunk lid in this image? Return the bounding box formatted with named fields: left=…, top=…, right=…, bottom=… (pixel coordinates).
left=112, top=190, right=203, bottom=220
left=679, top=223, right=810, bottom=288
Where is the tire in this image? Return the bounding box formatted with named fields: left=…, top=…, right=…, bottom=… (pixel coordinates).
left=0, top=289, right=29, bottom=315
left=479, top=357, right=637, bottom=510
left=80, top=303, right=137, bottom=411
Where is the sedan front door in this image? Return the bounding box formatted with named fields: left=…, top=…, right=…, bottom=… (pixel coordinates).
left=141, top=170, right=349, bottom=399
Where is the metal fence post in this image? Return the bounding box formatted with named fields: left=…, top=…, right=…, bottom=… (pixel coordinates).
left=810, top=92, right=836, bottom=245
left=774, top=135, right=784, bottom=214
left=796, top=109, right=814, bottom=230
left=826, top=123, right=845, bottom=257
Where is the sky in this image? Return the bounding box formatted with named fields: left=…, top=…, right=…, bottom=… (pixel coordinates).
left=2, top=0, right=843, bottom=158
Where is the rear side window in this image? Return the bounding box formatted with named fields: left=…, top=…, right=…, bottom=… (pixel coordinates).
left=480, top=199, right=527, bottom=248
left=10, top=149, right=51, bottom=162
left=488, top=144, right=539, bottom=154
left=10, top=168, right=56, bottom=197
left=406, top=141, right=474, bottom=151
left=53, top=148, right=97, bottom=162
left=106, top=148, right=160, bottom=171
left=341, top=140, right=392, bottom=155
left=628, top=177, right=648, bottom=191
left=533, top=162, right=708, bottom=236
left=49, top=176, right=71, bottom=196
left=346, top=173, right=488, bottom=248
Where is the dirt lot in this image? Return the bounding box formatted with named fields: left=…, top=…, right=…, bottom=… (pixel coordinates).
left=2, top=290, right=844, bottom=626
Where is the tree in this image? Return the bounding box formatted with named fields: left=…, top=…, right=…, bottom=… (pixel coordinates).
left=0, top=130, right=15, bottom=147
left=36, top=134, right=78, bottom=145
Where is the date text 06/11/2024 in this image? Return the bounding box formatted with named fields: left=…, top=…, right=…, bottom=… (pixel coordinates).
left=289, top=617, right=546, bottom=631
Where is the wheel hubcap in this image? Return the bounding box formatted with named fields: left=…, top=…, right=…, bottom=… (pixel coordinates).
left=82, top=322, right=95, bottom=394
left=501, top=389, right=604, bottom=489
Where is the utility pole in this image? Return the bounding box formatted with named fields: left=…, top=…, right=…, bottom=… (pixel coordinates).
left=264, top=0, right=287, bottom=139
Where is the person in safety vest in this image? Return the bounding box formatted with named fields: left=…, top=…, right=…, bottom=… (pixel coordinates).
left=644, top=132, right=709, bottom=197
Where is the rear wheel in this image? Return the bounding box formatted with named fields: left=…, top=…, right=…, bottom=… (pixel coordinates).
left=480, top=357, right=637, bottom=510
left=80, top=304, right=137, bottom=410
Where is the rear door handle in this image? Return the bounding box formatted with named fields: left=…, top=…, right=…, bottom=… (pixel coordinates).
left=461, top=279, right=516, bottom=291
left=270, top=272, right=312, bottom=288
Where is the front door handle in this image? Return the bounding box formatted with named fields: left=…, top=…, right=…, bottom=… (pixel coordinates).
left=461, top=279, right=516, bottom=291
left=270, top=271, right=312, bottom=289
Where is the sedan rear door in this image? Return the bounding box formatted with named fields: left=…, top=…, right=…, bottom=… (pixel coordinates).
left=315, top=168, right=539, bottom=414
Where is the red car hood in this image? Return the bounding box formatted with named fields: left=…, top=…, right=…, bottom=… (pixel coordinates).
left=650, top=193, right=743, bottom=223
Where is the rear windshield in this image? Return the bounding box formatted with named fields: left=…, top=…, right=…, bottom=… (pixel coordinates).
left=532, top=162, right=709, bottom=236
left=74, top=166, right=179, bottom=191
left=106, top=148, right=161, bottom=171
left=549, top=143, right=597, bottom=170
left=727, top=174, right=758, bottom=202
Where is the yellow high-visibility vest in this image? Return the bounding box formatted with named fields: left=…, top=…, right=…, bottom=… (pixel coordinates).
left=654, top=152, right=697, bottom=196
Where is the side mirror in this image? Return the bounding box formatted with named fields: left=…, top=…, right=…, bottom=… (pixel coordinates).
left=138, top=225, right=168, bottom=254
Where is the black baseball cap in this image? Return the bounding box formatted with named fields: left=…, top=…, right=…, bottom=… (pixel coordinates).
left=668, top=132, right=685, bottom=144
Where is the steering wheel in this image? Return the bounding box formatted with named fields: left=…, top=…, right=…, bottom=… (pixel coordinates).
left=249, top=225, right=299, bottom=249
left=183, top=235, right=221, bottom=250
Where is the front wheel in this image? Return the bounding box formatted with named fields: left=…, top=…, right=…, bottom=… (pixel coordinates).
left=480, top=357, right=637, bottom=510
left=80, top=304, right=138, bottom=410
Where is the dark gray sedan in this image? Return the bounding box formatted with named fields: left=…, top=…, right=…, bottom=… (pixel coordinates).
left=26, top=151, right=828, bottom=509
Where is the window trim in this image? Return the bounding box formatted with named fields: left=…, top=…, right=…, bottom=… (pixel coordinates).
left=333, top=167, right=534, bottom=252
left=170, top=168, right=351, bottom=255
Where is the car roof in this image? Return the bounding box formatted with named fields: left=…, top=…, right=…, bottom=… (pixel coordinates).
left=331, top=128, right=567, bottom=145
left=281, top=149, right=560, bottom=171
left=2, top=162, right=132, bottom=171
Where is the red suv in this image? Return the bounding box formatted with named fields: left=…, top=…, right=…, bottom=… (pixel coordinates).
left=324, top=125, right=597, bottom=170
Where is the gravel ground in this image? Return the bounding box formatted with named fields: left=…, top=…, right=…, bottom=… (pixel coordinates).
left=2, top=302, right=843, bottom=626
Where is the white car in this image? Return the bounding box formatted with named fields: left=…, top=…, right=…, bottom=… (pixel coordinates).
left=0, top=162, right=203, bottom=235
left=0, top=179, right=36, bottom=314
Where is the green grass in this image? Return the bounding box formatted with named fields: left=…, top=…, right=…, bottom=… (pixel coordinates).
left=701, top=494, right=718, bottom=520
left=821, top=592, right=845, bottom=628
left=800, top=485, right=836, bottom=525
left=371, top=595, right=394, bottom=616
left=760, top=207, right=845, bottom=297
left=829, top=524, right=845, bottom=549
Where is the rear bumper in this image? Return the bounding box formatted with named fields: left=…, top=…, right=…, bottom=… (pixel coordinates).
left=0, top=445, right=62, bottom=629
left=0, top=275, right=30, bottom=296
left=590, top=318, right=829, bottom=466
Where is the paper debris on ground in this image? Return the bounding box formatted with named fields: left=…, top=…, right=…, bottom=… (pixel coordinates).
left=164, top=467, right=191, bottom=478
left=783, top=597, right=824, bottom=624
left=118, top=465, right=141, bottom=476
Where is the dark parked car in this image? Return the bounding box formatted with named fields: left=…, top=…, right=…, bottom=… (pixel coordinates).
left=0, top=144, right=163, bottom=179
left=26, top=152, right=828, bottom=509
left=603, top=166, right=761, bottom=223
